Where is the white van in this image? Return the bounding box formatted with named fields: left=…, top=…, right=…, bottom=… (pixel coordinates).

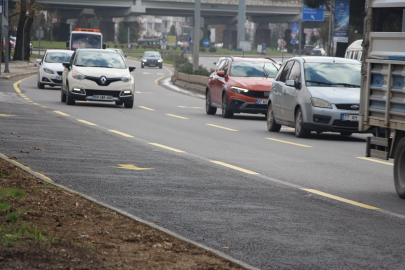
left=345, top=40, right=362, bottom=61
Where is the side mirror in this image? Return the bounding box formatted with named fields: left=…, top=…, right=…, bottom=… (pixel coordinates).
left=62, top=62, right=71, bottom=69
left=102, top=44, right=106, bottom=49
left=124, top=55, right=127, bottom=58
left=217, top=70, right=225, bottom=77
left=129, top=66, right=136, bottom=72
left=36, top=59, right=41, bottom=64
left=66, top=41, right=69, bottom=48
left=213, top=62, right=217, bottom=65
left=286, top=80, right=301, bottom=89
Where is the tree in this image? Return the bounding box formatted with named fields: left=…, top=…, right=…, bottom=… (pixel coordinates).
left=270, top=32, right=278, bottom=50
left=117, top=21, right=140, bottom=44
left=46, top=10, right=60, bottom=43
left=309, top=31, right=319, bottom=45
left=168, top=25, right=177, bottom=37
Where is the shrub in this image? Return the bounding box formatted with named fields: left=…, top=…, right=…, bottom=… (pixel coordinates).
left=173, top=46, right=177, bottom=51
left=209, top=47, right=217, bottom=52
left=114, top=44, right=118, bottom=48
left=106, top=44, right=110, bottom=48
left=142, top=44, right=147, bottom=49
left=120, top=44, right=125, bottom=49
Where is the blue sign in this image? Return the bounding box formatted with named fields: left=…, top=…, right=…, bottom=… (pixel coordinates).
left=291, top=22, right=299, bottom=44
left=334, top=1, right=350, bottom=43
left=0, top=0, right=2, bottom=14
left=291, top=40, right=298, bottom=45
left=302, top=4, right=325, bottom=22
left=188, top=36, right=193, bottom=45
left=203, top=39, right=210, bottom=47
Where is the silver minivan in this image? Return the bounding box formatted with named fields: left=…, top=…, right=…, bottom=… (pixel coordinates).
left=266, top=57, right=374, bottom=138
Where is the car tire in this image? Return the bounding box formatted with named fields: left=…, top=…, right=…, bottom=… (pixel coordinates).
left=37, top=81, right=45, bottom=89
left=65, top=85, right=75, bottom=105
left=394, top=137, right=405, bottom=199
left=61, top=90, right=66, bottom=103
left=340, top=132, right=352, bottom=136
left=206, top=90, right=217, bottom=115
left=159, top=65, right=162, bottom=69
left=267, top=103, right=281, bottom=132
left=295, top=108, right=310, bottom=138
left=116, top=101, right=124, bottom=106
left=141, top=64, right=144, bottom=68
left=221, top=92, right=233, bottom=118
left=124, top=99, right=134, bottom=108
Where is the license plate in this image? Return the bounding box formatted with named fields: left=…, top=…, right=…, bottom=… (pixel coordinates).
left=93, top=95, right=113, bottom=100
left=149, top=64, right=155, bottom=67
left=256, top=99, right=268, bottom=104
left=56, top=76, right=61, bottom=80
left=341, top=114, right=359, bottom=121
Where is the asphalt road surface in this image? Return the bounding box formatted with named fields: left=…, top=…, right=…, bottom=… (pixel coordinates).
left=1, top=58, right=405, bottom=269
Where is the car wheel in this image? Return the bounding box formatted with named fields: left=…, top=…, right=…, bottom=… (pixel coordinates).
left=159, top=65, right=162, bottom=69
left=267, top=103, right=281, bottom=132
left=124, top=99, right=134, bottom=108
left=65, top=84, right=75, bottom=105
left=37, top=81, right=44, bottom=89
left=141, top=64, right=144, bottom=68
left=394, top=137, right=405, bottom=199
left=295, top=108, right=310, bottom=138
left=221, top=92, right=233, bottom=118
left=116, top=101, right=124, bottom=106
left=206, top=90, right=217, bottom=115
left=61, top=90, right=66, bottom=103
left=340, top=132, right=352, bottom=136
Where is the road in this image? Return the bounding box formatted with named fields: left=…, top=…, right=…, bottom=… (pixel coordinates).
left=1, top=58, right=405, bottom=269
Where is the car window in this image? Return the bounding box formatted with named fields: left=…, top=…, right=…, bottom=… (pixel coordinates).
left=229, top=61, right=278, bottom=78
left=74, top=51, right=126, bottom=69
left=279, top=61, right=294, bottom=83
left=143, top=52, right=161, bottom=58
left=69, top=52, right=76, bottom=65
left=288, top=61, right=301, bottom=83
left=304, top=63, right=361, bottom=87
left=274, top=62, right=286, bottom=81
left=217, top=59, right=227, bottom=71
left=223, top=60, right=230, bottom=75
left=45, top=52, right=73, bottom=63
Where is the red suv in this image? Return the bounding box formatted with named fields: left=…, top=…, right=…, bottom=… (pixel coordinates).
left=206, top=57, right=279, bottom=118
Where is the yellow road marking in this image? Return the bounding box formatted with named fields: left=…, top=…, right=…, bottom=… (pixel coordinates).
left=24, top=98, right=29, bottom=100
left=13, top=79, right=23, bottom=94
left=302, top=189, right=379, bottom=210
left=0, top=114, right=16, bottom=117
left=210, top=160, right=259, bottom=175
left=0, top=153, right=53, bottom=182
left=110, top=164, right=153, bottom=170
left=357, top=157, right=393, bottom=166
left=109, top=130, right=133, bottom=138
left=32, top=103, right=40, bottom=105
left=266, top=138, right=312, bottom=148
left=41, top=106, right=48, bottom=108
left=139, top=106, right=155, bottom=111
left=28, top=100, right=33, bottom=103
left=178, top=106, right=204, bottom=109
left=54, top=111, right=69, bottom=116
left=206, top=124, right=238, bottom=131
left=149, top=143, right=185, bottom=153
left=166, top=114, right=188, bottom=119
left=77, top=119, right=97, bottom=126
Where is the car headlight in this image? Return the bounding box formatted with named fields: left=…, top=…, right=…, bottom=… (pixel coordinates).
left=121, top=75, right=131, bottom=83
left=311, top=98, right=332, bottom=109
left=72, top=73, right=85, bottom=80
left=43, top=68, right=54, bottom=74
left=230, top=86, right=249, bottom=94
left=142, top=59, right=147, bottom=62
left=158, top=59, right=163, bottom=62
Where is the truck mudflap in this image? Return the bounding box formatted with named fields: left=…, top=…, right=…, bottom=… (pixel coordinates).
left=366, top=136, right=392, bottom=160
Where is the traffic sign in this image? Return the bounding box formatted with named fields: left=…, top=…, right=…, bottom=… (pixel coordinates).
left=280, top=40, right=287, bottom=47
left=290, top=33, right=298, bottom=40
left=203, top=39, right=210, bottom=47
left=160, top=34, right=167, bottom=43
left=302, top=4, right=325, bottom=21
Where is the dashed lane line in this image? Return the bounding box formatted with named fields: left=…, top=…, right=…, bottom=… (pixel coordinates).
left=210, top=160, right=259, bottom=175
left=149, top=143, right=185, bottom=153
left=139, top=106, right=155, bottom=111
left=54, top=111, right=70, bottom=116
left=109, top=130, right=134, bottom=138
left=77, top=119, right=97, bottom=126
left=266, top=138, right=312, bottom=148
left=0, top=114, right=16, bottom=117
left=206, top=124, right=238, bottom=131
left=357, top=157, right=393, bottom=166
left=166, top=114, right=188, bottom=119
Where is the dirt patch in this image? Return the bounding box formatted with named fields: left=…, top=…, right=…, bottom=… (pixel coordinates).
left=0, top=157, right=247, bottom=270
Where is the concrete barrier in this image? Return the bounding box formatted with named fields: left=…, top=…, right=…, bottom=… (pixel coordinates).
left=171, top=69, right=208, bottom=95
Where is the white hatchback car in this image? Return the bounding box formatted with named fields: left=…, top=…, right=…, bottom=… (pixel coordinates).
left=61, top=49, right=136, bottom=108
left=37, top=50, right=74, bottom=89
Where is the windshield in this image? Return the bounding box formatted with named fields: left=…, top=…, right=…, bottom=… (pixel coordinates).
left=229, top=61, right=279, bottom=78
left=45, top=52, right=73, bottom=63
left=143, top=52, right=161, bottom=58
left=71, top=33, right=102, bottom=49
left=304, top=63, right=361, bottom=87
left=74, top=51, right=126, bottom=69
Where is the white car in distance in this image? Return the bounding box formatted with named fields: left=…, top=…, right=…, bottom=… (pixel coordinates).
left=61, top=49, right=136, bottom=108
left=37, top=50, right=74, bottom=89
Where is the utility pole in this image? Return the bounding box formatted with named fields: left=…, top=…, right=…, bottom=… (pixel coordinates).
left=0, top=0, right=3, bottom=75
left=192, top=0, right=200, bottom=71
left=127, top=27, right=130, bottom=56
left=328, top=0, right=335, bottom=56
left=4, top=0, right=9, bottom=73
left=237, top=0, right=246, bottom=49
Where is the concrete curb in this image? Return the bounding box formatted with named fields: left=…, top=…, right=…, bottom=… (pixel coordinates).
left=0, top=152, right=260, bottom=270
left=3, top=70, right=38, bottom=80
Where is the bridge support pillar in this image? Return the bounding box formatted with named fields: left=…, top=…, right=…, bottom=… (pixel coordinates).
left=100, top=19, right=115, bottom=43
left=223, top=23, right=237, bottom=50
left=254, top=22, right=271, bottom=50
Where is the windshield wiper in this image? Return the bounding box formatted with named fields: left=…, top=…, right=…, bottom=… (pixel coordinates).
left=262, top=64, right=268, bottom=78
left=306, top=80, right=333, bottom=85
left=332, top=83, right=360, bottom=87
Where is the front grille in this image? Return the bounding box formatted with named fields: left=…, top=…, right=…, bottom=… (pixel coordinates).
left=241, top=90, right=268, bottom=98
left=57, top=72, right=63, bottom=76
left=51, top=79, right=62, bottom=83
left=335, top=104, right=359, bottom=110
left=332, top=120, right=359, bottom=128
left=84, top=89, right=121, bottom=98
left=245, top=104, right=267, bottom=109
left=85, top=76, right=121, bottom=86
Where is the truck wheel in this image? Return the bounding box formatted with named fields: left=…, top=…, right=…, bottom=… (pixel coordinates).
left=394, top=137, right=405, bottom=199
left=267, top=103, right=281, bottom=132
